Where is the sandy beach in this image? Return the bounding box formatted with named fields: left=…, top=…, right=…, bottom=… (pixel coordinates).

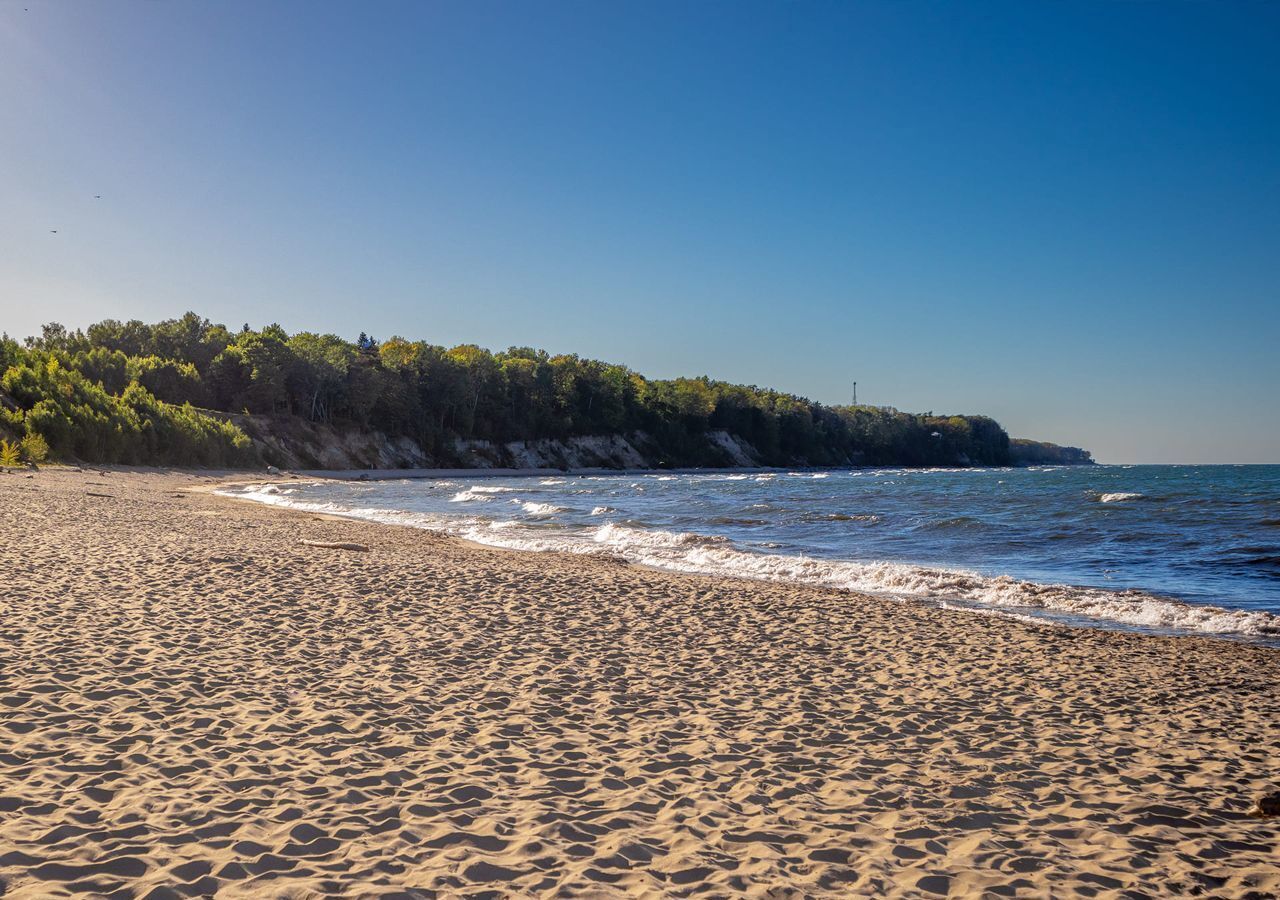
left=1, top=467, right=1277, bottom=899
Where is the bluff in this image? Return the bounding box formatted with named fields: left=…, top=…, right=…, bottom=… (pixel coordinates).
left=1, top=313, right=1092, bottom=470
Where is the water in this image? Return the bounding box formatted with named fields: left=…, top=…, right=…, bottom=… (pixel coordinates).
left=221, top=465, right=1280, bottom=643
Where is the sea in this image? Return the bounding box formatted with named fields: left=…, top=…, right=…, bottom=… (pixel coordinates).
left=221, top=464, right=1280, bottom=644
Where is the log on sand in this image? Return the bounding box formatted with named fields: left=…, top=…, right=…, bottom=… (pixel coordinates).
left=299, top=539, right=370, bottom=552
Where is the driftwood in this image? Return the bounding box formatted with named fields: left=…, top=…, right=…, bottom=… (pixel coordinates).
left=299, top=539, right=370, bottom=552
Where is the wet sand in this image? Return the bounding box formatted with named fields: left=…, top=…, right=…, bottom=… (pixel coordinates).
left=1, top=466, right=1277, bottom=898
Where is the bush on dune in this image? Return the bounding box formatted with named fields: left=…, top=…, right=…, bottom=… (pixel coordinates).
left=0, top=345, right=255, bottom=467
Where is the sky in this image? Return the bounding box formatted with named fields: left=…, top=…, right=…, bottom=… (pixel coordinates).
left=1, top=1, right=1277, bottom=463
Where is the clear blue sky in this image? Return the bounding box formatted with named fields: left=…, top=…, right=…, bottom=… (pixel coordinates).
left=2, top=1, right=1277, bottom=463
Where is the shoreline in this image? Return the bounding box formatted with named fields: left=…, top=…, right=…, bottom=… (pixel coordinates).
left=288, top=461, right=1099, bottom=481
left=216, top=469, right=1280, bottom=650
left=3, top=466, right=1277, bottom=897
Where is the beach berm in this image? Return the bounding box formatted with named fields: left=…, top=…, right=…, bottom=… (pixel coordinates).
left=1, top=467, right=1277, bottom=898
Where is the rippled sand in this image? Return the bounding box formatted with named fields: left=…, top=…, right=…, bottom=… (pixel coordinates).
left=1, top=467, right=1277, bottom=898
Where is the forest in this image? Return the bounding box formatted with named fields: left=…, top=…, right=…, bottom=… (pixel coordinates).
left=0, top=312, right=1086, bottom=469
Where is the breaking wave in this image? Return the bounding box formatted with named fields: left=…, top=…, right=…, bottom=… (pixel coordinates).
left=451, top=485, right=517, bottom=503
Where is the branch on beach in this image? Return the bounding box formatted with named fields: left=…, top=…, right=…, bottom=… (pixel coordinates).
left=299, top=539, right=370, bottom=552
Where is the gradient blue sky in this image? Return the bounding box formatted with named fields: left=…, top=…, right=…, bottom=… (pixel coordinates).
left=2, top=1, right=1277, bottom=462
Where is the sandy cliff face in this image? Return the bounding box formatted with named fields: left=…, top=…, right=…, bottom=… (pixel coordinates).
left=232, top=415, right=765, bottom=471
left=235, top=417, right=432, bottom=470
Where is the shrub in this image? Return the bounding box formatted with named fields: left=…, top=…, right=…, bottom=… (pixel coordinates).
left=0, top=439, right=19, bottom=467
left=20, top=432, right=49, bottom=463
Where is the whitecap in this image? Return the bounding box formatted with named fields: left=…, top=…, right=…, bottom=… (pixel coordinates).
left=451, top=485, right=517, bottom=503
left=520, top=501, right=565, bottom=516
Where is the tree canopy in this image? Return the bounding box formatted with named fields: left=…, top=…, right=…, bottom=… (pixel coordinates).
left=0, top=312, right=1078, bottom=468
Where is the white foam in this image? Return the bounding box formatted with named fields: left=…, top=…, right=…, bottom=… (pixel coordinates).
left=520, top=501, right=565, bottom=516
left=1099, top=492, right=1144, bottom=503
left=451, top=485, right=517, bottom=503
left=590, top=506, right=616, bottom=516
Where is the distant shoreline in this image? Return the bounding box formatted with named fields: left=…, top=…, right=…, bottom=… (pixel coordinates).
left=278, top=460, right=1097, bottom=482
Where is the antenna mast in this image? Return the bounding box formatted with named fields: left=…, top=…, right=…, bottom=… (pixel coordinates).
left=852, top=381, right=857, bottom=407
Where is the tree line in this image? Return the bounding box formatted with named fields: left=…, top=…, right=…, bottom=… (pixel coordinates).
left=0, top=312, right=1058, bottom=468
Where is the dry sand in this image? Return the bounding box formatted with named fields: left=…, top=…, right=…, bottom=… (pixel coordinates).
left=1, top=466, right=1277, bottom=899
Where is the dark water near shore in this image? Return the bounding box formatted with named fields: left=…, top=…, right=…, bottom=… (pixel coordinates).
left=225, top=465, right=1280, bottom=643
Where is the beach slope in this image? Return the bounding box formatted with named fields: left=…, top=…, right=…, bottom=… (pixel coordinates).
left=1, top=468, right=1277, bottom=898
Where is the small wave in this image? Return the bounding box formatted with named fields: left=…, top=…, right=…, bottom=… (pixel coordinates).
left=590, top=505, right=616, bottom=516
left=539, top=478, right=567, bottom=485
left=800, top=512, right=880, bottom=523
left=1211, top=546, right=1280, bottom=571
left=1099, top=492, right=1145, bottom=503
left=451, top=485, right=517, bottom=503
left=593, top=522, right=732, bottom=550
left=520, top=501, right=565, bottom=516
left=918, top=516, right=986, bottom=531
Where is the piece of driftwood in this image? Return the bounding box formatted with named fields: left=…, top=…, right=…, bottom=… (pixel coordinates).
left=299, top=539, right=370, bottom=552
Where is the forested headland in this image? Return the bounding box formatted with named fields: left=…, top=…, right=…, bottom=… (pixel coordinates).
left=0, top=313, right=1091, bottom=470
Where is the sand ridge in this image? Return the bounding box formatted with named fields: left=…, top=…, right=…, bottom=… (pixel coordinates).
left=1, top=467, right=1277, bottom=898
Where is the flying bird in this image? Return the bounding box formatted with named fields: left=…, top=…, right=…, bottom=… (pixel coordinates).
left=50, top=229, right=57, bottom=234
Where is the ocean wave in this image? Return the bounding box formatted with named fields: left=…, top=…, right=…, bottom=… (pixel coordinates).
left=451, top=485, right=517, bottom=502
left=592, top=522, right=732, bottom=550
left=590, top=505, right=616, bottom=516
left=1099, top=492, right=1145, bottom=503
left=799, top=512, right=880, bottom=523
left=917, top=516, right=987, bottom=531
left=519, top=501, right=566, bottom=516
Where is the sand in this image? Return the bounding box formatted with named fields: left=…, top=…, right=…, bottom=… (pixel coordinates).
left=1, top=466, right=1277, bottom=899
